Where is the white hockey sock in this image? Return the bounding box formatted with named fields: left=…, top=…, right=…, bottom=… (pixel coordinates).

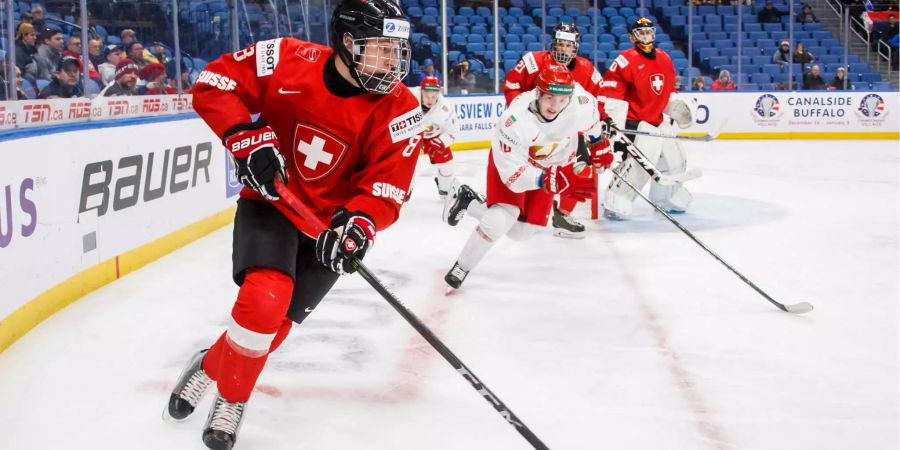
left=457, top=204, right=517, bottom=271
left=434, top=162, right=455, bottom=193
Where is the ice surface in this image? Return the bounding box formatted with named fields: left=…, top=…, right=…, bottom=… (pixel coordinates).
left=1, top=139, right=897, bottom=450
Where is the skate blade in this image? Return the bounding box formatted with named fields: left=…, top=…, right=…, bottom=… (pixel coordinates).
left=552, top=229, right=586, bottom=239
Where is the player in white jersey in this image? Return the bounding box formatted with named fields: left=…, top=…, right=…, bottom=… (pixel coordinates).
left=441, top=65, right=614, bottom=289
left=415, top=75, right=459, bottom=198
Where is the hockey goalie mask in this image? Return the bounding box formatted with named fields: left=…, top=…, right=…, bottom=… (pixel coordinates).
left=420, top=75, right=441, bottom=110
left=551, top=23, right=580, bottom=66
left=534, top=65, right=574, bottom=121
left=332, top=0, right=411, bottom=94
left=629, top=17, right=656, bottom=54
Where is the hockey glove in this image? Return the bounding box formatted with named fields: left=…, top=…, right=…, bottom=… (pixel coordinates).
left=540, top=162, right=594, bottom=202
left=588, top=136, right=615, bottom=172
left=223, top=122, right=287, bottom=201
left=423, top=137, right=453, bottom=164
left=315, top=209, right=376, bottom=275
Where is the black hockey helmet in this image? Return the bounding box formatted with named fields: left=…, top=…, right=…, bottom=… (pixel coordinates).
left=629, top=17, right=656, bottom=53
left=331, top=0, right=411, bottom=94
left=551, top=22, right=580, bottom=66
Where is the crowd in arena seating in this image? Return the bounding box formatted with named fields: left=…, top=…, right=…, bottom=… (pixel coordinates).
left=1, top=0, right=895, bottom=101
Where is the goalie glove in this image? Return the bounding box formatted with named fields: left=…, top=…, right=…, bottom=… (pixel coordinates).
left=539, top=162, right=594, bottom=202
left=315, top=209, right=376, bottom=275
left=223, top=121, right=287, bottom=201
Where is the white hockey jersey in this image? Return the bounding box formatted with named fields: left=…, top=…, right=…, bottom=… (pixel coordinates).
left=411, top=87, right=459, bottom=147
left=491, top=84, right=602, bottom=193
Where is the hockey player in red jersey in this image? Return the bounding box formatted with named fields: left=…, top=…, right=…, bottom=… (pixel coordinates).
left=503, top=23, right=607, bottom=239
left=600, top=17, right=697, bottom=220
left=163, top=1, right=422, bottom=449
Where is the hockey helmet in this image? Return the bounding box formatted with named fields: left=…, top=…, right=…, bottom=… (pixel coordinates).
left=629, top=17, right=656, bottom=53
left=331, top=0, right=411, bottom=94
left=420, top=75, right=441, bottom=91
left=536, top=64, right=575, bottom=96
left=551, top=23, right=580, bottom=66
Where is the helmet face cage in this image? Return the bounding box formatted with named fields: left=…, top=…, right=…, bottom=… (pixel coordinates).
left=351, top=36, right=411, bottom=94
left=551, top=26, right=579, bottom=66
left=631, top=26, right=656, bottom=45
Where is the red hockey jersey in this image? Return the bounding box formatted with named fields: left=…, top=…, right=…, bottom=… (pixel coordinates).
left=503, top=51, right=605, bottom=107
left=193, top=38, right=423, bottom=238
left=600, top=48, right=676, bottom=126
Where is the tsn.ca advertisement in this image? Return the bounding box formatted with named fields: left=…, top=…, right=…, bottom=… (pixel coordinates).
left=0, top=95, right=194, bottom=130
left=0, top=118, right=234, bottom=320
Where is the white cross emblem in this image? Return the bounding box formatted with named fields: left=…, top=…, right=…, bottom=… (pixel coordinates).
left=650, top=74, right=664, bottom=95
left=297, top=136, right=333, bottom=170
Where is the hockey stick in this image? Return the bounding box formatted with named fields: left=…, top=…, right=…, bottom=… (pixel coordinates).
left=610, top=172, right=814, bottom=315
left=272, top=181, right=551, bottom=450
left=601, top=132, right=703, bottom=186
left=617, top=117, right=728, bottom=142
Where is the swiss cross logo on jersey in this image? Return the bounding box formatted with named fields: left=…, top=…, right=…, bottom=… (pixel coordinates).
left=292, top=122, right=349, bottom=182
left=649, top=73, right=665, bottom=96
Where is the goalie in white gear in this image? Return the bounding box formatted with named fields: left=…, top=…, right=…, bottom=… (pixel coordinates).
left=602, top=92, right=697, bottom=219
left=442, top=65, right=614, bottom=289
left=414, top=75, right=460, bottom=199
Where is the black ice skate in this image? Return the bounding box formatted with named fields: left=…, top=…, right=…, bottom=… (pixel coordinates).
left=442, top=184, right=484, bottom=226
left=444, top=261, right=469, bottom=289
left=202, top=394, right=247, bottom=450
left=434, top=177, right=448, bottom=199
left=166, top=349, right=214, bottom=420
left=551, top=202, right=585, bottom=239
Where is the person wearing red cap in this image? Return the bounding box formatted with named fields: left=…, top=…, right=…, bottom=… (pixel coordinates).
left=417, top=75, right=459, bottom=199
left=101, top=59, right=139, bottom=96
left=442, top=65, right=613, bottom=290
left=141, top=62, right=175, bottom=95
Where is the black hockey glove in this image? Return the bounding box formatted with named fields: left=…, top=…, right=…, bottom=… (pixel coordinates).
left=315, top=209, right=376, bottom=275
left=601, top=117, right=629, bottom=157
left=223, top=120, right=287, bottom=201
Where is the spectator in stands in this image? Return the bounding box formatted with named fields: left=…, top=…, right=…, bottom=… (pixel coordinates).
left=691, top=76, right=706, bottom=91
left=675, top=75, right=684, bottom=91
left=803, top=64, right=827, bottom=90
left=448, top=60, right=476, bottom=94
left=64, top=36, right=101, bottom=82
left=120, top=29, right=160, bottom=64
left=772, top=39, right=792, bottom=66
left=101, top=59, right=139, bottom=96
left=796, top=4, right=819, bottom=23
left=827, top=66, right=853, bottom=90
left=872, top=15, right=898, bottom=50
left=150, top=42, right=172, bottom=66
left=18, top=11, right=32, bottom=27
left=15, top=23, right=39, bottom=81
left=793, top=42, right=816, bottom=64
left=758, top=0, right=788, bottom=23
left=34, top=28, right=64, bottom=81
left=66, top=35, right=83, bottom=56
left=30, top=5, right=46, bottom=33
left=38, top=56, right=84, bottom=99
left=98, top=44, right=121, bottom=86
left=126, top=42, right=151, bottom=69
left=88, top=38, right=104, bottom=69
left=0, top=66, right=32, bottom=100
left=711, top=69, right=736, bottom=90
left=141, top=63, right=175, bottom=95
left=417, top=58, right=440, bottom=84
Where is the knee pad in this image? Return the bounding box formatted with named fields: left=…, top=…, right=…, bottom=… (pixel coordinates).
left=507, top=221, right=542, bottom=241
left=478, top=203, right=519, bottom=241
left=227, top=268, right=294, bottom=357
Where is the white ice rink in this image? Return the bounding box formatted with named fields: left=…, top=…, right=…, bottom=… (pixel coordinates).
left=1, top=139, right=897, bottom=450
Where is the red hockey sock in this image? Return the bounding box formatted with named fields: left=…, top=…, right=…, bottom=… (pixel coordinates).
left=201, top=268, right=293, bottom=402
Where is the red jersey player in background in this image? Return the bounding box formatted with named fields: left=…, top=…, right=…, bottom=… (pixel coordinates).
left=502, top=23, right=607, bottom=239
left=600, top=17, right=697, bottom=220
left=163, top=1, right=422, bottom=449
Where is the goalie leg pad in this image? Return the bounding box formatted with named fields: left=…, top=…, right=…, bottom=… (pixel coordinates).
left=603, top=121, right=666, bottom=219
left=650, top=127, right=692, bottom=212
